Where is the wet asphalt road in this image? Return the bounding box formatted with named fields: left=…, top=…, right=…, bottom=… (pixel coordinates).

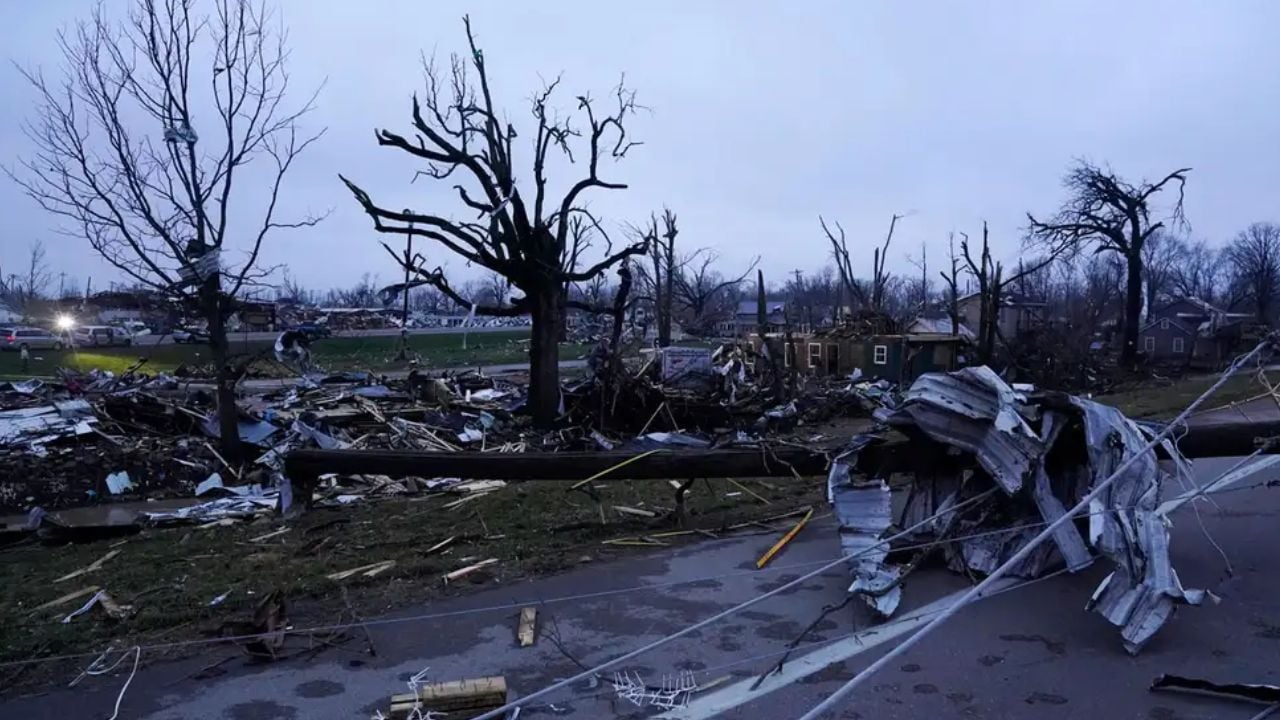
left=3, top=456, right=1278, bottom=720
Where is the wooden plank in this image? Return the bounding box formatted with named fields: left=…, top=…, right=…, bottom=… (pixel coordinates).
left=613, top=505, right=657, bottom=518
left=444, top=558, right=498, bottom=583
left=756, top=507, right=814, bottom=569
left=517, top=607, right=537, bottom=647
left=54, top=549, right=121, bottom=583
left=390, top=676, right=507, bottom=714
left=30, top=585, right=100, bottom=613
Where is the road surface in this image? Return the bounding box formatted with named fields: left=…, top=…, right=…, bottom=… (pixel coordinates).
left=3, top=457, right=1278, bottom=719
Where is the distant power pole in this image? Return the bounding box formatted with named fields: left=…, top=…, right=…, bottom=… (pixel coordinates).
left=790, top=269, right=806, bottom=329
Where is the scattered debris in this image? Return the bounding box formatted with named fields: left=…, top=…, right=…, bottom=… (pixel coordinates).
left=755, top=507, right=814, bottom=569
left=1150, top=673, right=1280, bottom=705
left=327, top=560, right=396, bottom=581
left=386, top=675, right=508, bottom=720
left=423, top=536, right=456, bottom=556
left=613, top=505, right=657, bottom=518
left=516, top=607, right=537, bottom=647
left=54, top=548, right=122, bottom=583
left=248, top=527, right=291, bottom=543
left=30, top=585, right=100, bottom=614
left=827, top=366, right=1214, bottom=651
left=444, top=558, right=498, bottom=584
left=104, top=471, right=133, bottom=495
left=612, top=670, right=698, bottom=710
left=61, top=589, right=133, bottom=623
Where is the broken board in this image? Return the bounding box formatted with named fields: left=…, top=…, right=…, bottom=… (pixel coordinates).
left=517, top=607, right=537, bottom=647
left=388, top=676, right=507, bottom=719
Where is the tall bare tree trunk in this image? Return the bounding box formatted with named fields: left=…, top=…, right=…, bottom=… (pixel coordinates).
left=529, top=288, right=562, bottom=425
left=1122, top=253, right=1143, bottom=365
left=203, top=277, right=242, bottom=464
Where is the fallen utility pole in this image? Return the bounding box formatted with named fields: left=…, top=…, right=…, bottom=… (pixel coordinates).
left=284, top=414, right=1280, bottom=488
left=285, top=446, right=833, bottom=486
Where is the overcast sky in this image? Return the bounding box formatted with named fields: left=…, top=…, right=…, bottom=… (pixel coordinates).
left=3, top=0, right=1279, bottom=295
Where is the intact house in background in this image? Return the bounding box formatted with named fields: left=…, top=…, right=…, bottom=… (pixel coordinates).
left=956, top=291, right=1045, bottom=340
left=905, top=309, right=976, bottom=341
left=718, top=300, right=789, bottom=336
left=1139, top=297, right=1254, bottom=366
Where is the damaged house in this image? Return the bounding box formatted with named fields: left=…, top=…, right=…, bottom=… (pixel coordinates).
left=773, top=328, right=963, bottom=383
left=1140, top=297, right=1254, bottom=366
left=828, top=366, right=1207, bottom=653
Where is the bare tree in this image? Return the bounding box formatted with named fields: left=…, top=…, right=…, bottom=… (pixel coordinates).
left=961, top=221, right=1059, bottom=363
left=410, top=285, right=447, bottom=313
left=906, top=240, right=931, bottom=313
left=1140, top=231, right=1183, bottom=320
left=276, top=269, right=312, bottom=303
left=1226, top=222, right=1280, bottom=323
left=939, top=232, right=962, bottom=337
left=638, top=209, right=679, bottom=347
left=481, top=270, right=512, bottom=310
left=0, top=241, right=52, bottom=315
left=1169, top=239, right=1225, bottom=303
left=339, top=17, right=646, bottom=426
left=821, top=213, right=903, bottom=314
left=1027, top=161, right=1190, bottom=365
left=672, top=250, right=757, bottom=335
left=333, top=273, right=379, bottom=308
left=10, top=0, right=323, bottom=461
left=24, top=241, right=52, bottom=304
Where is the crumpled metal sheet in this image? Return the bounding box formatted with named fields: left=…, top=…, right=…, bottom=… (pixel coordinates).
left=827, top=439, right=901, bottom=616
left=1073, top=395, right=1209, bottom=652
left=887, top=367, right=1041, bottom=494
left=0, top=400, right=96, bottom=448
left=828, top=366, right=1205, bottom=653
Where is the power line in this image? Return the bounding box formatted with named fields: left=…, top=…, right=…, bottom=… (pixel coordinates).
left=793, top=336, right=1273, bottom=720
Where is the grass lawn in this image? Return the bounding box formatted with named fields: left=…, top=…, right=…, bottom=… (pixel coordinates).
left=1097, top=372, right=1267, bottom=419
left=0, top=477, right=820, bottom=690
left=0, top=330, right=591, bottom=379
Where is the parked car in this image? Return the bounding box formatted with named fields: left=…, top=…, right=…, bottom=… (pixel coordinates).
left=171, top=327, right=210, bottom=344
left=119, top=320, right=152, bottom=338
left=295, top=322, right=331, bottom=339
left=72, top=325, right=133, bottom=347
left=1, top=326, right=65, bottom=351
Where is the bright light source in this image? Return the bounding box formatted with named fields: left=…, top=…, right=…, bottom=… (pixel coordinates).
left=55, top=315, right=75, bottom=331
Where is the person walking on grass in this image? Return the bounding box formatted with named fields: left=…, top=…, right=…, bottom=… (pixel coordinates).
left=19, top=344, right=31, bottom=373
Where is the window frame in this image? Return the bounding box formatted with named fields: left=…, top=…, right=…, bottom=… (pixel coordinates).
left=873, top=344, right=888, bottom=365
left=807, top=343, right=822, bottom=368
left=1144, top=336, right=1156, bottom=353
left=1172, top=336, right=1185, bottom=354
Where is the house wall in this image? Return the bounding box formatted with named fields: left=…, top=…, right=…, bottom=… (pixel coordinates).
left=1139, top=320, right=1193, bottom=360
left=797, top=336, right=958, bottom=383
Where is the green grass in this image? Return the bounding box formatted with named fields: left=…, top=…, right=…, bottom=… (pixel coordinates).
left=1098, top=373, right=1264, bottom=419
left=0, top=478, right=820, bottom=690
left=0, top=330, right=591, bottom=379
